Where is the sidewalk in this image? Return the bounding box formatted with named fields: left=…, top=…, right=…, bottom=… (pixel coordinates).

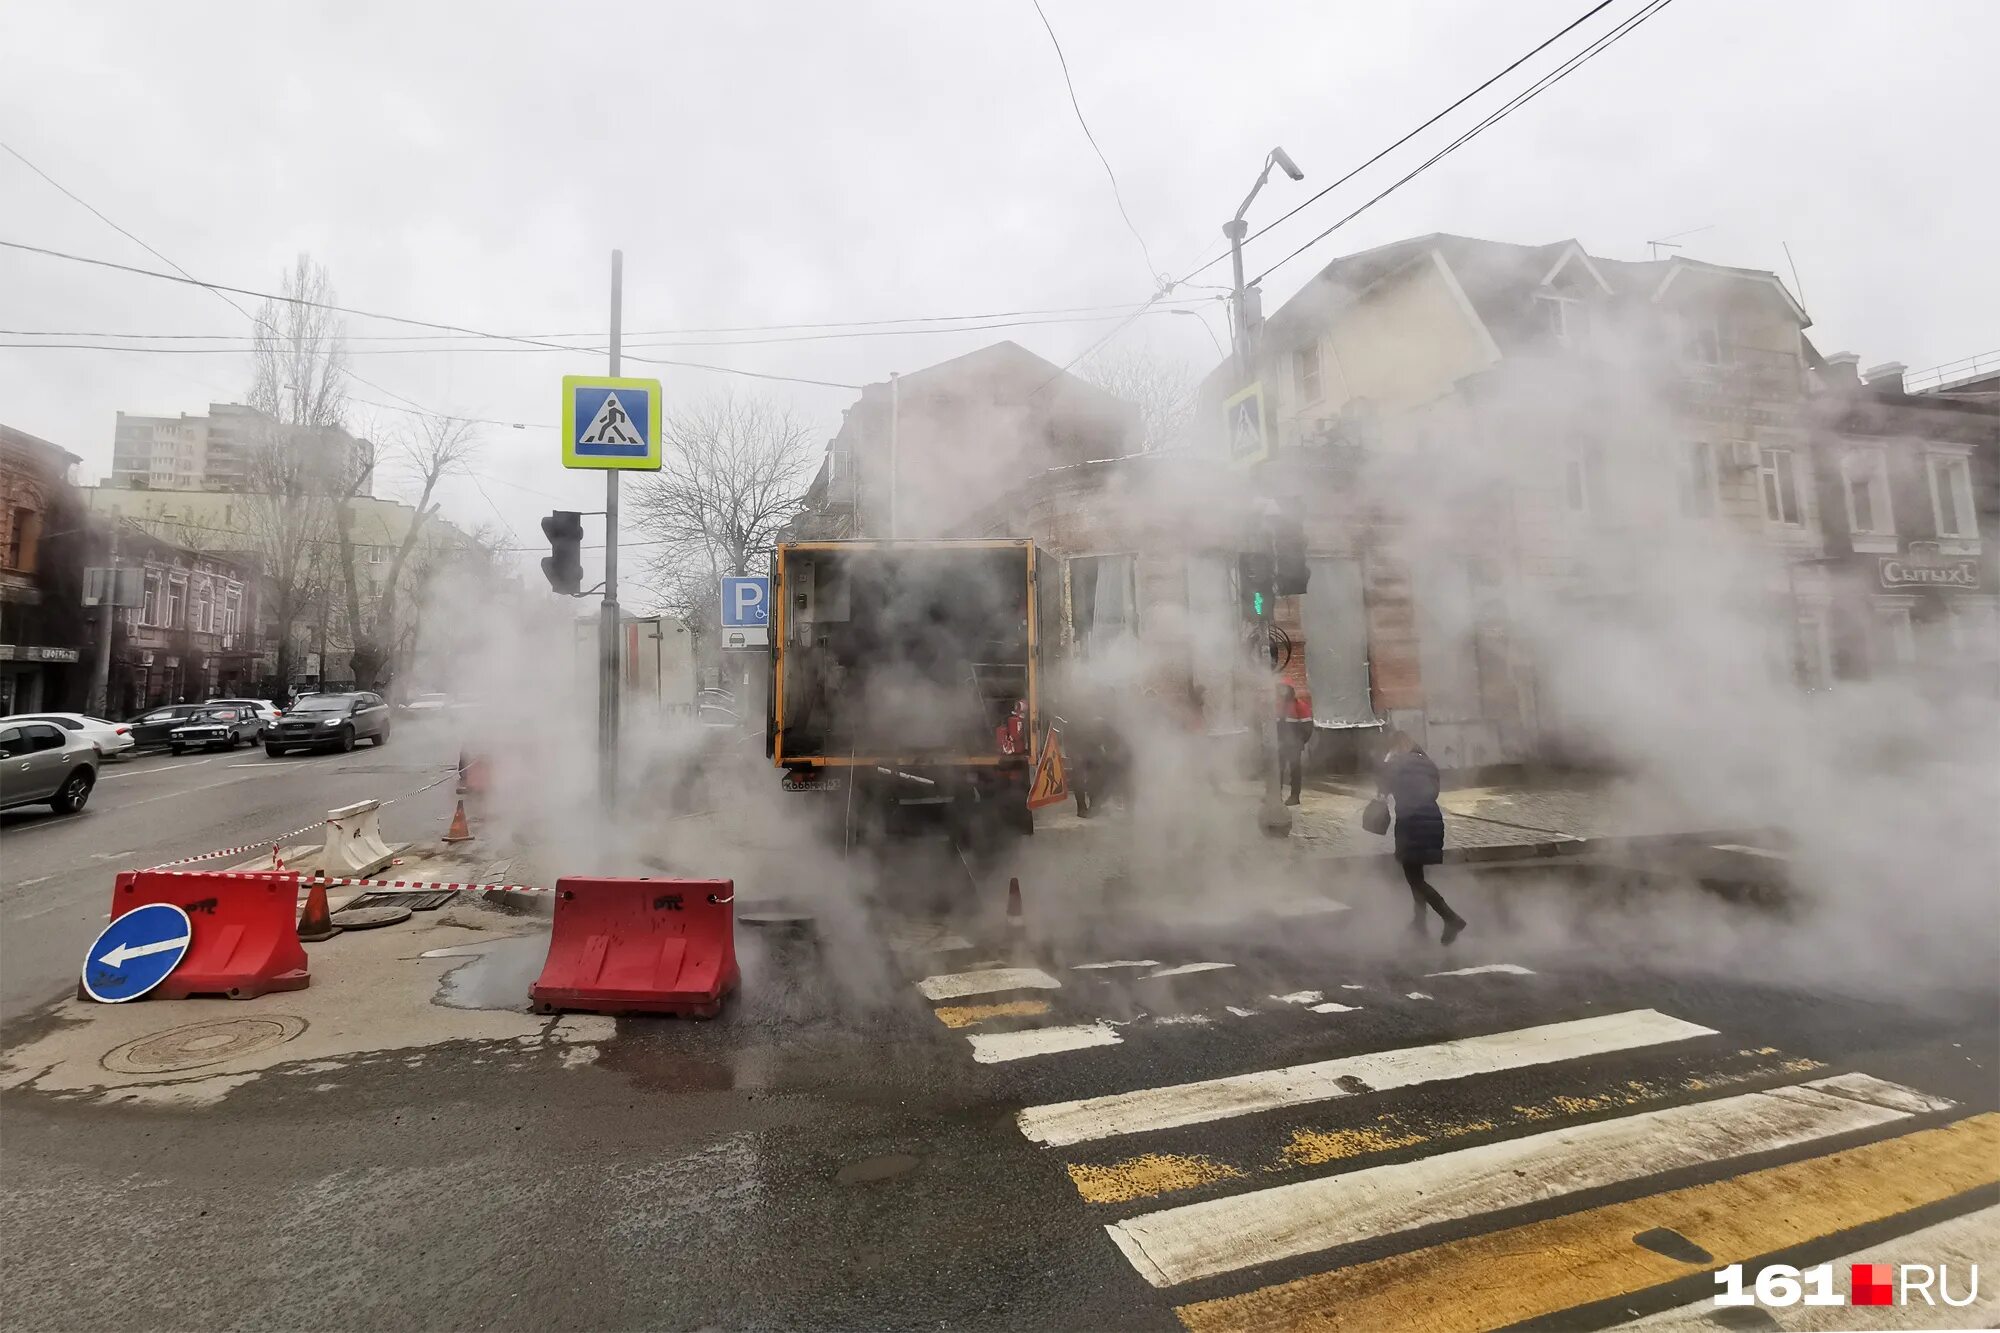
left=1279, top=772, right=1760, bottom=860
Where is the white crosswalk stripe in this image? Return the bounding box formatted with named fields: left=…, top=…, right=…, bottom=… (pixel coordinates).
left=1105, top=1072, right=1951, bottom=1287
left=1016, top=1009, right=1715, bottom=1146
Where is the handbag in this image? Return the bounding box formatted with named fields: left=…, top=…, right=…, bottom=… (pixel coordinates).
left=1361, top=798, right=1391, bottom=836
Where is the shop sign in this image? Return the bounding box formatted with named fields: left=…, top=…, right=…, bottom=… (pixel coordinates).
left=0, top=643, right=82, bottom=663
left=1879, top=544, right=1980, bottom=590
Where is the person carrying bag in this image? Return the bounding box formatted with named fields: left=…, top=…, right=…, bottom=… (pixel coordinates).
left=1365, top=731, right=1466, bottom=945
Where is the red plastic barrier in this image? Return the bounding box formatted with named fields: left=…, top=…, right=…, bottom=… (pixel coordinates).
left=529, top=877, right=738, bottom=1018
left=109, top=870, right=310, bottom=1000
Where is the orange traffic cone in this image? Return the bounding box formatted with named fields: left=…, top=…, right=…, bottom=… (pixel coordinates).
left=443, top=799, right=472, bottom=843
left=298, top=878, right=339, bottom=942
left=1006, top=877, right=1024, bottom=929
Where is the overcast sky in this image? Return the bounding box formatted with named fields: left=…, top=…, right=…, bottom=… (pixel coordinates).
left=4, top=0, right=1994, bottom=598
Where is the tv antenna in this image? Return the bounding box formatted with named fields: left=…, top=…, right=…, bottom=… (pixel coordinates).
left=1644, top=223, right=1715, bottom=260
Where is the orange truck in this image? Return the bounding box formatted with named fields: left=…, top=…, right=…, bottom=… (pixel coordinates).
left=766, top=539, right=1045, bottom=837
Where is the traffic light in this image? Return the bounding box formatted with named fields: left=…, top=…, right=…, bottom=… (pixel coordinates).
left=540, top=510, right=584, bottom=595
left=1238, top=550, right=1274, bottom=619
left=1273, top=512, right=1310, bottom=596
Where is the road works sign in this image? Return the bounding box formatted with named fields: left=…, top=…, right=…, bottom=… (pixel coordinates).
left=1225, top=381, right=1270, bottom=467
left=562, top=374, right=664, bottom=470
left=81, top=902, right=192, bottom=1003
left=719, top=576, right=769, bottom=648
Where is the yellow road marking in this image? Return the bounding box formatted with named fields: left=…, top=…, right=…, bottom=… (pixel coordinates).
left=1068, top=1154, right=1246, bottom=1206
left=1065, top=1051, right=1823, bottom=1203
left=1176, top=1112, right=2000, bottom=1333
left=932, top=999, right=1050, bottom=1029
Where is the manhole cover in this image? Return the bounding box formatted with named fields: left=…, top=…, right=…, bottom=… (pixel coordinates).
left=329, top=904, right=413, bottom=930
left=343, top=889, right=458, bottom=913
left=102, top=1016, right=307, bottom=1074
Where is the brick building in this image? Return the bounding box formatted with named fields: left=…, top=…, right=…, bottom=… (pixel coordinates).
left=88, top=518, right=261, bottom=715
left=0, top=425, right=89, bottom=713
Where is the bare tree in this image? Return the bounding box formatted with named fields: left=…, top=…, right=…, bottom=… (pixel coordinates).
left=1078, top=346, right=1199, bottom=451
left=630, top=392, right=818, bottom=633
left=245, top=253, right=350, bottom=689
left=340, top=412, right=482, bottom=689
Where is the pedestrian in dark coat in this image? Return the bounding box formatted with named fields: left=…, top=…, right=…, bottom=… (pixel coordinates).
left=1378, top=731, right=1466, bottom=944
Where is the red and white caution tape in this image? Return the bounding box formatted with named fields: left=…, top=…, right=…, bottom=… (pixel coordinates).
left=141, top=766, right=458, bottom=871
left=141, top=868, right=550, bottom=894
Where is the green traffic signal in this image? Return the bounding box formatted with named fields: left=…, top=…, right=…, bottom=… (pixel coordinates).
left=1253, top=591, right=1265, bottom=616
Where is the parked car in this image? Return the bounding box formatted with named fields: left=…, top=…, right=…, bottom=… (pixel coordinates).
left=266, top=691, right=392, bottom=755
left=168, top=706, right=261, bottom=754
left=205, top=697, right=281, bottom=737
left=396, top=691, right=451, bottom=716
left=8, top=712, right=137, bottom=762
left=0, top=717, right=100, bottom=813
left=123, top=703, right=204, bottom=751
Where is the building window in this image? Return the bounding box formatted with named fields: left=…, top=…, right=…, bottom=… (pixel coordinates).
left=1760, top=447, right=1802, bottom=525
left=1293, top=346, right=1322, bottom=403
left=368, top=546, right=389, bottom=565
left=1539, top=295, right=1591, bottom=347
left=1679, top=442, right=1718, bottom=518
left=1683, top=311, right=1727, bottom=365
left=1069, top=554, right=1138, bottom=652
left=1872, top=602, right=1916, bottom=668
left=1842, top=449, right=1895, bottom=537
left=1927, top=453, right=1978, bottom=539
left=4, top=506, right=37, bottom=572
left=142, top=571, right=164, bottom=627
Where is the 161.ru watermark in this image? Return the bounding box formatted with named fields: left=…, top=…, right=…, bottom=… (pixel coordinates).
left=1716, top=1263, right=1980, bottom=1309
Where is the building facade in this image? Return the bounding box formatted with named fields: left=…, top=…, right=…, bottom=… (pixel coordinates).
left=89, top=519, right=261, bottom=714
left=112, top=403, right=371, bottom=495
left=0, top=425, right=88, bottom=713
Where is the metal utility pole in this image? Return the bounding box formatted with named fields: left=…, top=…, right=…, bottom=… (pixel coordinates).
left=887, top=371, right=900, bottom=538
left=85, top=527, right=119, bottom=716
left=1225, top=147, right=1304, bottom=838
left=599, top=249, right=624, bottom=803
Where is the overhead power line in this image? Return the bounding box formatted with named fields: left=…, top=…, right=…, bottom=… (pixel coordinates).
left=1251, top=0, right=1679, bottom=286
left=0, top=302, right=1220, bottom=354
left=1030, top=0, right=1163, bottom=286
left=1179, top=0, right=1623, bottom=286
left=0, top=238, right=863, bottom=390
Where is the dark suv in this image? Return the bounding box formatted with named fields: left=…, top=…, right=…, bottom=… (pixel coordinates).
left=266, top=692, right=391, bottom=756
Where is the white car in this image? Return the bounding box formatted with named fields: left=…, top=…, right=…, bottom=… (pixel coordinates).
left=205, top=697, right=281, bottom=737
left=5, top=712, right=137, bottom=762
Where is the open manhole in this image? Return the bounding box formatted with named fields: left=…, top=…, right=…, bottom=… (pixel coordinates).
left=102, top=1016, right=308, bottom=1074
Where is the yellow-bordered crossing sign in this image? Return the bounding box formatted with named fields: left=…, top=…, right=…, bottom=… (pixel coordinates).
left=563, top=375, right=664, bottom=470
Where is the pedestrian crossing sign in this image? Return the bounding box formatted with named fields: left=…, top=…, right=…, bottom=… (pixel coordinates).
left=1026, top=728, right=1070, bottom=809
left=562, top=374, right=664, bottom=470
left=1225, top=380, right=1269, bottom=467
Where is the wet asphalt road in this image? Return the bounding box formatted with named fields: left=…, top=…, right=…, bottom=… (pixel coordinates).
left=2, top=853, right=1995, bottom=1333
left=0, top=724, right=465, bottom=1017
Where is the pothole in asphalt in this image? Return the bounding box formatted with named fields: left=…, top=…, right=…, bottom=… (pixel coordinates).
left=102, top=1016, right=308, bottom=1074
left=836, top=1153, right=920, bottom=1185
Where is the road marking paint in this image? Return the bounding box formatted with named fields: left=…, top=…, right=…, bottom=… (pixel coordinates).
left=1271, top=991, right=1323, bottom=1005
left=1017, top=1009, right=1716, bottom=1148
left=1153, top=1014, right=1215, bottom=1027
left=1142, top=962, right=1235, bottom=979
left=1425, top=963, right=1535, bottom=977
left=1174, top=1112, right=2000, bottom=1333
left=968, top=1022, right=1122, bottom=1063
left=1711, top=842, right=1792, bottom=860
left=99, top=757, right=216, bottom=779
left=1060, top=1049, right=1827, bottom=1207
left=1073, top=960, right=1161, bottom=970
left=1339, top=984, right=1364, bottom=990
left=1068, top=1154, right=1245, bottom=1206
left=927, top=934, right=974, bottom=951
left=17, top=874, right=53, bottom=887
left=1617, top=1202, right=2000, bottom=1331
left=1405, top=991, right=1434, bottom=1000
left=1109, top=1072, right=1951, bottom=1287
left=88, top=849, right=136, bottom=861
left=1309, top=1002, right=1361, bottom=1013
left=933, top=999, right=1052, bottom=1029
left=916, top=967, right=1061, bottom=1000
left=1225, top=1006, right=1258, bottom=1018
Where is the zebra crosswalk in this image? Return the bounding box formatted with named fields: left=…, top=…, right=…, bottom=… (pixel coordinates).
left=899, top=943, right=1997, bottom=1331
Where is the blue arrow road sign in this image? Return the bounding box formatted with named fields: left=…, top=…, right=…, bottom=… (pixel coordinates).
left=720, top=576, right=769, bottom=629
left=81, top=902, right=193, bottom=1003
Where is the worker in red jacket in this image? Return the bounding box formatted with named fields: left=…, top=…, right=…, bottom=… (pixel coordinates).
left=1276, top=682, right=1312, bottom=806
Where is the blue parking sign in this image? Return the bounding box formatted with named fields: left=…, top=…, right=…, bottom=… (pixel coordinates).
left=720, top=576, right=769, bottom=629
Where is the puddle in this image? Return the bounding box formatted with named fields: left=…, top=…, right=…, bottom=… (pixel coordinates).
left=434, top=936, right=549, bottom=1011
left=836, top=1152, right=919, bottom=1184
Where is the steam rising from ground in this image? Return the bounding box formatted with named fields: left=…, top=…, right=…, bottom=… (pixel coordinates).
left=410, top=355, right=1996, bottom=1010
